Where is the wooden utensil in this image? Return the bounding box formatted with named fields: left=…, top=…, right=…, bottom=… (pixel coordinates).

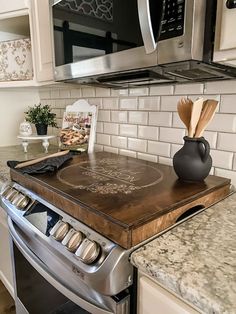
left=15, top=150, right=70, bottom=169
left=177, top=97, right=193, bottom=135
left=188, top=98, right=204, bottom=137
left=194, top=99, right=218, bottom=138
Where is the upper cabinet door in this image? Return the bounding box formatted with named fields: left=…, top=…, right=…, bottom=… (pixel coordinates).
left=0, top=0, right=28, bottom=15
left=30, top=0, right=54, bottom=82
left=213, top=0, right=236, bottom=66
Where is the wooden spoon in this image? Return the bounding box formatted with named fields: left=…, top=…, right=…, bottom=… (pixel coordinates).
left=188, top=98, right=204, bottom=137
left=177, top=97, right=193, bottom=135
left=15, top=150, right=70, bottom=169
left=194, top=99, right=218, bottom=138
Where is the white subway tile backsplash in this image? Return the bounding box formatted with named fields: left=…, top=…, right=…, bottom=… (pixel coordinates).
left=150, top=85, right=174, bottom=96
left=204, top=80, right=236, bottom=94
left=111, top=136, right=127, bottom=148
left=70, top=88, right=81, bottom=98
left=159, top=157, right=172, bottom=166
left=160, top=96, right=181, bottom=111
left=211, top=150, right=233, bottom=169
left=215, top=168, right=236, bottom=186
left=103, top=98, right=119, bottom=110
left=103, top=123, right=119, bottom=135
left=148, top=141, right=170, bottom=157
left=42, top=81, right=236, bottom=185
left=120, top=149, right=137, bottom=158
left=128, top=138, right=147, bottom=152
left=172, top=112, right=185, bottom=128
left=95, top=87, right=110, bottom=97
left=96, top=133, right=110, bottom=146
left=111, top=111, right=127, bottom=123
left=120, top=124, right=138, bottom=137
left=98, top=110, right=110, bottom=122
left=217, top=133, right=236, bottom=152
left=149, top=112, right=172, bottom=127
left=220, top=95, right=236, bottom=113
left=171, top=144, right=182, bottom=157
left=160, top=127, right=185, bottom=144
left=104, top=146, right=119, bottom=154
left=138, top=97, right=160, bottom=111
left=206, top=113, right=236, bottom=132
left=138, top=126, right=158, bottom=140
left=81, top=87, right=95, bottom=97
left=203, top=131, right=218, bottom=149
left=129, top=87, right=149, bottom=96
left=174, top=83, right=204, bottom=95
left=120, top=98, right=138, bottom=110
left=111, top=89, right=129, bottom=96
left=129, top=111, right=148, bottom=124
left=59, top=89, right=71, bottom=98
left=137, top=152, right=158, bottom=163
left=96, top=122, right=103, bottom=133
left=94, top=144, right=104, bottom=152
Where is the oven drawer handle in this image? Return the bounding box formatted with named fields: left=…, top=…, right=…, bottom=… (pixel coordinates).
left=8, top=217, right=114, bottom=314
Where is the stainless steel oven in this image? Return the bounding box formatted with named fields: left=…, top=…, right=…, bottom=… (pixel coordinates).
left=50, top=0, right=236, bottom=87
left=2, top=183, right=135, bottom=314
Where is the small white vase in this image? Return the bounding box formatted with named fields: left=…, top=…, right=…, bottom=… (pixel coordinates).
left=19, top=120, right=32, bottom=136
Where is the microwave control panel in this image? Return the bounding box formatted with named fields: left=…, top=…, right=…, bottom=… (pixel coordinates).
left=160, top=0, right=185, bottom=40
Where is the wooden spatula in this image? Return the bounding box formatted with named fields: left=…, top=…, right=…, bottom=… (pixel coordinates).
left=15, top=150, right=70, bottom=169
left=177, top=97, right=193, bottom=135
left=194, top=99, right=218, bottom=138
left=188, top=98, right=204, bottom=137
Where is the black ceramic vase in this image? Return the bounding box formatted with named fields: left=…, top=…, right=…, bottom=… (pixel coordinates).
left=173, top=136, right=212, bottom=182
left=35, top=124, right=48, bottom=135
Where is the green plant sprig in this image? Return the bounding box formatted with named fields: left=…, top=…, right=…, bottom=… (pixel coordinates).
left=25, top=103, right=58, bottom=128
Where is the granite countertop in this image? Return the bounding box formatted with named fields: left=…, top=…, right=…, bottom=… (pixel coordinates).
left=131, top=192, right=236, bottom=314
left=0, top=144, right=59, bottom=185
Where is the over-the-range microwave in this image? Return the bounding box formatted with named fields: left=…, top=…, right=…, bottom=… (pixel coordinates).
left=50, top=0, right=236, bottom=88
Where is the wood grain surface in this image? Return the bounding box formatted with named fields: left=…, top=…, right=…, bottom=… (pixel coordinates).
left=10, top=152, right=231, bottom=248
left=0, top=281, right=15, bottom=314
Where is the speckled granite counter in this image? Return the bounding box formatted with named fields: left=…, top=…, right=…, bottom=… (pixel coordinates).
left=0, top=144, right=58, bottom=185
left=131, top=192, right=236, bottom=314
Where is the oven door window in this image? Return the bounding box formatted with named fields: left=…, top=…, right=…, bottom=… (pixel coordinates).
left=52, top=0, right=163, bottom=66
left=13, top=244, right=90, bottom=314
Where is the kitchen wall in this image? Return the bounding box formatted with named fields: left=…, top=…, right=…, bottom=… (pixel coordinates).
left=0, top=88, right=40, bottom=147
left=39, top=80, right=236, bottom=186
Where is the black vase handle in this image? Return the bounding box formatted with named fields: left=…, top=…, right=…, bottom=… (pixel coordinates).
left=198, top=138, right=210, bottom=163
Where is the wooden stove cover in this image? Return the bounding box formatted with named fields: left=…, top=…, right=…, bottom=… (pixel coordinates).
left=10, top=152, right=231, bottom=249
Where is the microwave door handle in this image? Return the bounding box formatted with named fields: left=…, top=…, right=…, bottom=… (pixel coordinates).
left=138, top=0, right=165, bottom=54
left=8, top=218, right=113, bottom=314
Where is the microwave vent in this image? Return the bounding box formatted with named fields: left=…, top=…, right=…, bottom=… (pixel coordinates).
left=166, top=68, right=224, bottom=80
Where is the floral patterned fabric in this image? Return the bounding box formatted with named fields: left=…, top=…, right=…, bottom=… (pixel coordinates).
left=0, top=38, right=33, bottom=81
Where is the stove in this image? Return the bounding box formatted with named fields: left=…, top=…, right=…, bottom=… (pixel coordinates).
left=1, top=152, right=231, bottom=314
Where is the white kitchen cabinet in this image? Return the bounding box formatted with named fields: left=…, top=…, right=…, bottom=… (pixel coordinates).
left=29, top=0, right=54, bottom=82
left=0, top=0, right=54, bottom=87
left=137, top=272, right=200, bottom=314
left=213, top=0, right=236, bottom=67
left=0, top=206, right=14, bottom=298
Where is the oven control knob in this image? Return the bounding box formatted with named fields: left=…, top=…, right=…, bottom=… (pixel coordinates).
left=1, top=185, right=12, bottom=197
left=67, top=231, right=84, bottom=252
left=75, top=238, right=100, bottom=264
left=12, top=193, right=30, bottom=210
left=50, top=221, right=70, bottom=241
left=4, top=188, right=19, bottom=202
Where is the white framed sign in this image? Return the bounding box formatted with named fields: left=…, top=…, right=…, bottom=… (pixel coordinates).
left=59, top=99, right=97, bottom=153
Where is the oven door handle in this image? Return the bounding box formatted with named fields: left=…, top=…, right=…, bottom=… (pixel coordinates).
left=8, top=217, right=114, bottom=314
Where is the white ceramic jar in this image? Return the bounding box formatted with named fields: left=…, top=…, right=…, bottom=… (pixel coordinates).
left=19, top=120, right=32, bottom=136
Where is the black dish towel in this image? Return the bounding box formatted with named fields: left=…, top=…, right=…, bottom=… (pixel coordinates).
left=7, top=151, right=73, bottom=174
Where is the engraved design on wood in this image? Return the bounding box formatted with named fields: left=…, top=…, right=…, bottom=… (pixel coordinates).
left=57, top=158, right=163, bottom=194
